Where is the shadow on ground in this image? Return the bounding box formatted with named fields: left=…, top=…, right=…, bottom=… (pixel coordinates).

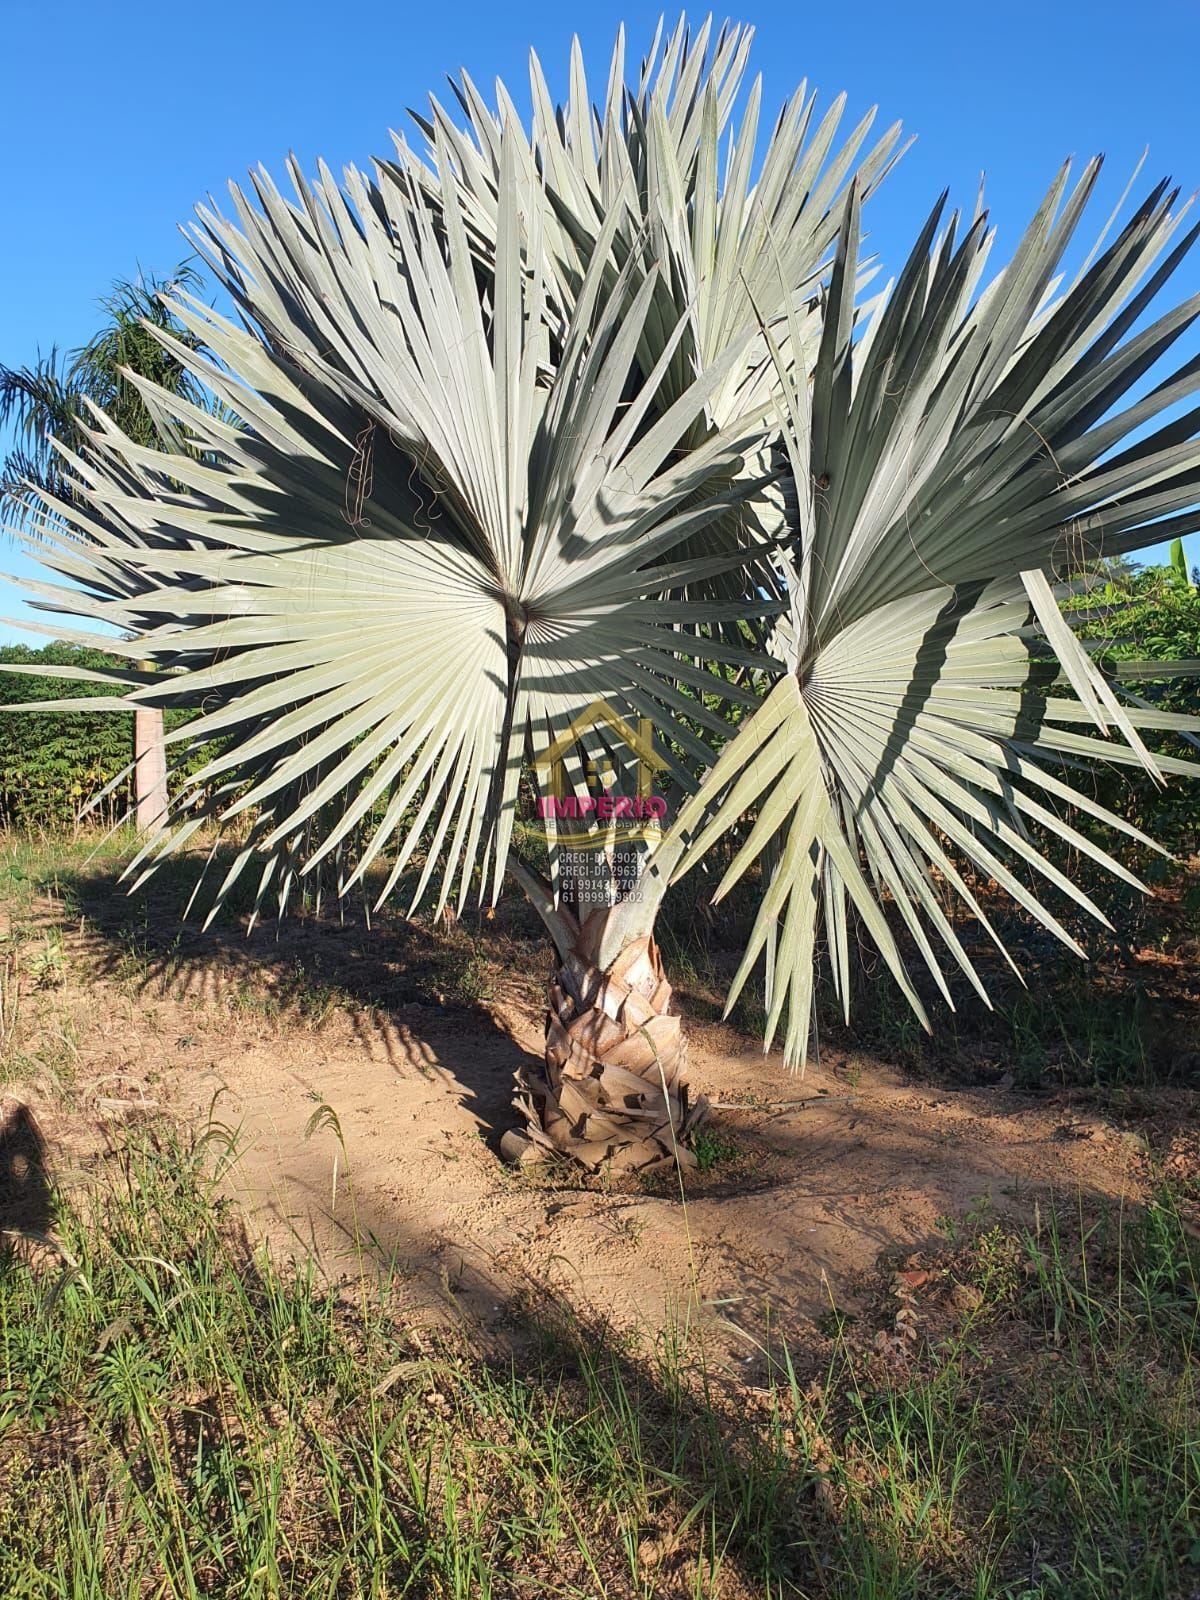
left=0, top=1096, right=52, bottom=1235
left=52, top=849, right=547, bottom=1154
left=4, top=839, right=1196, bottom=1593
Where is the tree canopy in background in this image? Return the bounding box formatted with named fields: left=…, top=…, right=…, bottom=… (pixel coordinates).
left=1063, top=548, right=1200, bottom=852
left=0, top=642, right=136, bottom=826
left=0, top=643, right=208, bottom=829
left=0, top=261, right=211, bottom=529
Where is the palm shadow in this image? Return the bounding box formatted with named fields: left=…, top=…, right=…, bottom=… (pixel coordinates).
left=21, top=841, right=1186, bottom=1594
left=52, top=848, right=547, bottom=1152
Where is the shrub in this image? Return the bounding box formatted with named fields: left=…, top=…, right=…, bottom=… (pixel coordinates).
left=0, top=642, right=135, bottom=828
left=1064, top=562, right=1200, bottom=854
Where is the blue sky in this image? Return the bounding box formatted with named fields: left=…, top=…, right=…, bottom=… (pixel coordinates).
left=2, top=0, right=1198, bottom=642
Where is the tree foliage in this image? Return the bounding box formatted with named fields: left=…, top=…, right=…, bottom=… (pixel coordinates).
left=9, top=19, right=1200, bottom=1072
left=0, top=641, right=210, bottom=830
left=0, top=643, right=135, bottom=826
left=0, top=261, right=212, bottom=528
left=1064, top=554, right=1200, bottom=850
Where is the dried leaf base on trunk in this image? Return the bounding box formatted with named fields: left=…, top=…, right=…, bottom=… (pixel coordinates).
left=507, top=933, right=707, bottom=1174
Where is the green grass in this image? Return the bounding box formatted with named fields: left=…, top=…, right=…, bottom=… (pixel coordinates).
left=0, top=827, right=135, bottom=919
left=1, top=1121, right=1197, bottom=1598
left=1, top=826, right=1198, bottom=1594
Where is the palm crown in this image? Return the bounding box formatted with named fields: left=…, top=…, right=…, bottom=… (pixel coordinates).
left=9, top=18, right=1200, bottom=1169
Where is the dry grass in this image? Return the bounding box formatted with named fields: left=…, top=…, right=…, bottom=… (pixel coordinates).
left=1, top=828, right=1198, bottom=1597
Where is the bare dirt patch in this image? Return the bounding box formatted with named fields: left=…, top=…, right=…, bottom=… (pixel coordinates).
left=4, top=861, right=1195, bottom=1374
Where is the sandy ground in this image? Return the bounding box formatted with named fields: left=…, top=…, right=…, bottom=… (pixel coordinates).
left=7, top=892, right=1192, bottom=1371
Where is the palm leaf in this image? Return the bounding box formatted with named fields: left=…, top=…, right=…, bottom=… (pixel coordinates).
left=11, top=27, right=1198, bottom=1087
left=10, top=120, right=773, bottom=923
left=666, top=166, right=1200, bottom=1065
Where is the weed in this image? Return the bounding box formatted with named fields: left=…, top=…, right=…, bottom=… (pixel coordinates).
left=936, top=1193, right=994, bottom=1246
left=22, top=932, right=66, bottom=990
left=0, top=946, right=20, bottom=1065
left=0, top=1120, right=1196, bottom=1597
left=448, top=947, right=494, bottom=1004
left=690, top=1128, right=741, bottom=1173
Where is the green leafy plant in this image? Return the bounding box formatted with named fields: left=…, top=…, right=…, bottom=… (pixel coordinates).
left=1, top=262, right=223, bottom=835
left=1062, top=555, right=1200, bottom=850
left=1168, top=536, right=1196, bottom=591
left=690, top=1128, right=741, bottom=1172
left=10, top=19, right=1200, bottom=1172
left=0, top=644, right=136, bottom=828
left=0, top=643, right=210, bottom=830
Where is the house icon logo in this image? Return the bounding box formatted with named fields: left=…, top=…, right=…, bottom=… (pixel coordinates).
left=530, top=701, right=669, bottom=850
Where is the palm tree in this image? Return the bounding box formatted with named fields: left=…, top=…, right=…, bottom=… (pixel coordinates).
left=0, top=262, right=213, bottom=834
left=10, top=20, right=1200, bottom=1171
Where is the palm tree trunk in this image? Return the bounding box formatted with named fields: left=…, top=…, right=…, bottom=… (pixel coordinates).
left=503, top=863, right=707, bottom=1173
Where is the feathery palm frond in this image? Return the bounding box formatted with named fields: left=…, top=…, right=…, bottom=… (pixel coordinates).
left=71, top=261, right=212, bottom=442
left=0, top=261, right=216, bottom=529
left=0, top=350, right=84, bottom=520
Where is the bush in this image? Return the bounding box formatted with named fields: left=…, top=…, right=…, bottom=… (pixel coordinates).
left=0, top=642, right=210, bottom=831
left=1063, top=562, right=1200, bottom=854
left=0, top=642, right=135, bottom=829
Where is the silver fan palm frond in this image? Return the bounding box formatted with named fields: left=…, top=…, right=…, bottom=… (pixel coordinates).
left=397, top=18, right=905, bottom=422
left=186, top=21, right=903, bottom=661
left=666, top=166, right=1200, bottom=1066
left=7, top=21, right=1200, bottom=1171
left=9, top=118, right=772, bottom=930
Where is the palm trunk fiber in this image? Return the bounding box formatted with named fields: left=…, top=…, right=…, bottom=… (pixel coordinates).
left=513, top=922, right=707, bottom=1174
